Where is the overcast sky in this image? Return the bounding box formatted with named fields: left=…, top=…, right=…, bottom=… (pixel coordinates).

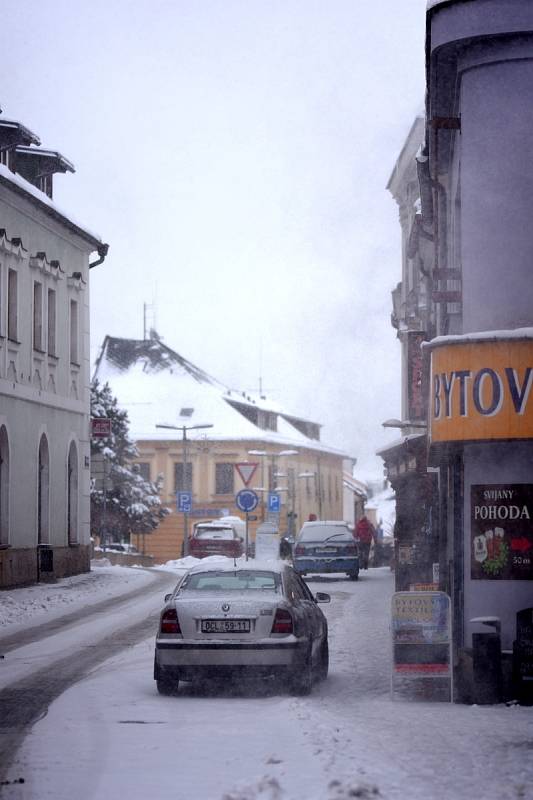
left=3, top=0, right=427, bottom=478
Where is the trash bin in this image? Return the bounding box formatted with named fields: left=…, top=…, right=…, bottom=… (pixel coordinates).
left=470, top=616, right=502, bottom=704
left=38, top=544, right=54, bottom=574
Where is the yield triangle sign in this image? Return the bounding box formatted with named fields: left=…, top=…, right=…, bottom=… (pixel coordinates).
left=235, top=462, right=259, bottom=487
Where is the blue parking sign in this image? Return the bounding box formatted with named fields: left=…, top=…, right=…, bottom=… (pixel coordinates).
left=267, top=492, right=281, bottom=512
left=177, top=491, right=192, bottom=513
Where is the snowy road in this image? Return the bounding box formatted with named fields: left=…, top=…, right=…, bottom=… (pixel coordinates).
left=2, top=567, right=533, bottom=800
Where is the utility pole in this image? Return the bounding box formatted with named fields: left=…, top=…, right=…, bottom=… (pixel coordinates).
left=156, top=422, right=213, bottom=557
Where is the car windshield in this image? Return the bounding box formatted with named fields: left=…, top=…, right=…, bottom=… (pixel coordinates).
left=194, top=528, right=235, bottom=540
left=180, top=570, right=281, bottom=592
left=298, top=525, right=352, bottom=543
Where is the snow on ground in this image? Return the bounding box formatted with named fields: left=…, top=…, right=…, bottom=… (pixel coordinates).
left=3, top=566, right=532, bottom=800
left=0, top=555, right=264, bottom=634
left=0, top=563, right=154, bottom=630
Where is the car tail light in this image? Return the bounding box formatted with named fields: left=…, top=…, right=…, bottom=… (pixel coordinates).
left=294, top=545, right=305, bottom=556
left=161, top=608, right=181, bottom=634
left=271, top=608, right=293, bottom=635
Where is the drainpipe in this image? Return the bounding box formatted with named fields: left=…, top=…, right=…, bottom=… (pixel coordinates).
left=89, top=243, right=109, bottom=269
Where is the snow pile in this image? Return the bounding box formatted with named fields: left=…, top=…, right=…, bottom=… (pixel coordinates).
left=0, top=564, right=152, bottom=630
left=157, top=554, right=220, bottom=571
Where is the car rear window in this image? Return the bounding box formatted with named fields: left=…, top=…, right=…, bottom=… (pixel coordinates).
left=298, top=525, right=352, bottom=543
left=180, top=570, right=281, bottom=592
left=194, top=528, right=235, bottom=540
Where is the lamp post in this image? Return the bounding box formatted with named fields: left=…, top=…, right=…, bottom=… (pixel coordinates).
left=248, top=450, right=268, bottom=520
left=156, top=423, right=213, bottom=556
left=248, top=448, right=298, bottom=527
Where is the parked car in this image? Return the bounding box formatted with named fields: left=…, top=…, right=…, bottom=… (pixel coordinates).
left=104, top=542, right=141, bottom=555
left=292, top=520, right=359, bottom=581
left=154, top=560, right=330, bottom=696
left=189, top=521, right=244, bottom=559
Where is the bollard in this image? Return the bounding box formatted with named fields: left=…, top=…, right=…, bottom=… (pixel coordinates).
left=470, top=617, right=502, bottom=704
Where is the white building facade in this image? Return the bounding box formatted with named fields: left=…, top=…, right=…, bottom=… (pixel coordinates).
left=0, top=116, right=107, bottom=587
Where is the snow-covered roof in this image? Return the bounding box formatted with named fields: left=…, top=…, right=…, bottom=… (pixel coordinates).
left=375, top=432, right=426, bottom=457
left=93, top=335, right=348, bottom=457
left=0, top=162, right=102, bottom=248
left=423, top=327, right=533, bottom=350
left=343, top=472, right=367, bottom=497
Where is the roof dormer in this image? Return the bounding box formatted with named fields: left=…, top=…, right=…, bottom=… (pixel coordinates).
left=13, top=146, right=75, bottom=199
left=0, top=119, right=40, bottom=171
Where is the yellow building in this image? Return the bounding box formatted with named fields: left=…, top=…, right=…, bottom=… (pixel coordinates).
left=93, top=334, right=347, bottom=563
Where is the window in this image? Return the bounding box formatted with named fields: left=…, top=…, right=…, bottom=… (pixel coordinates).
left=33, top=281, right=43, bottom=350
left=67, top=441, right=78, bottom=544
left=215, top=462, right=234, bottom=495
left=7, top=269, right=17, bottom=341
left=47, top=289, right=56, bottom=356
left=0, top=426, right=9, bottom=546
left=174, top=462, right=193, bottom=492
left=38, top=434, right=50, bottom=544
left=69, top=299, right=78, bottom=363
left=180, top=570, right=280, bottom=592
left=137, top=462, right=151, bottom=481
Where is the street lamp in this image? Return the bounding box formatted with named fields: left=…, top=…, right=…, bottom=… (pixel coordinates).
left=156, top=422, right=214, bottom=556
left=382, top=418, right=427, bottom=429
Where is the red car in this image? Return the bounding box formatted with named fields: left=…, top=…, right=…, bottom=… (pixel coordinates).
left=189, top=521, right=244, bottom=559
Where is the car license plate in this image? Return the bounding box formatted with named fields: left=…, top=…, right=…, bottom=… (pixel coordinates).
left=201, top=619, right=251, bottom=633
left=317, top=547, right=337, bottom=554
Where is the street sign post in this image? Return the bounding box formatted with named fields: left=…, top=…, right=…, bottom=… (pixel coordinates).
left=267, top=492, right=281, bottom=513
left=91, top=417, right=111, bottom=437
left=235, top=490, right=259, bottom=561
left=235, top=490, right=259, bottom=513
left=177, top=491, right=192, bottom=513
left=235, top=463, right=259, bottom=487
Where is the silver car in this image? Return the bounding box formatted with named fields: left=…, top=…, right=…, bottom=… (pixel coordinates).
left=154, top=560, right=330, bottom=696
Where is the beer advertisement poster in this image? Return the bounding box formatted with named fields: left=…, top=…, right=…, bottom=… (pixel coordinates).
left=471, top=484, right=533, bottom=580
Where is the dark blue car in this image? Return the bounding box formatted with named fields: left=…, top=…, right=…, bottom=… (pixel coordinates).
left=293, top=521, right=360, bottom=581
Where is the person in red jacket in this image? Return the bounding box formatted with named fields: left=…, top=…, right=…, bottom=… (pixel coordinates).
left=354, top=515, right=375, bottom=570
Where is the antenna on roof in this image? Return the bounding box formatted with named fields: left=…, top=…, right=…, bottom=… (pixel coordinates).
left=259, top=335, right=263, bottom=397
left=143, top=301, right=158, bottom=340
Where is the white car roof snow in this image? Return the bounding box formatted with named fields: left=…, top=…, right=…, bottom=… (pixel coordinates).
left=187, top=557, right=286, bottom=575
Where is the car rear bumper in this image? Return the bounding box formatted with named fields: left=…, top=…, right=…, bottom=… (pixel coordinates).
left=293, top=556, right=359, bottom=574
left=155, top=637, right=307, bottom=669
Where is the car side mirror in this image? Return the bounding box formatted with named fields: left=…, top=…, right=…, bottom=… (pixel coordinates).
left=164, top=593, right=173, bottom=602
left=315, top=592, right=331, bottom=603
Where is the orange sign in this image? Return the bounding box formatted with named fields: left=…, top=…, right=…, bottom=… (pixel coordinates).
left=429, top=339, right=533, bottom=443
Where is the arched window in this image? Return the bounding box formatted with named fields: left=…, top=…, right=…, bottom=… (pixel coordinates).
left=38, top=434, right=50, bottom=544
left=67, top=441, right=78, bottom=544
left=0, top=426, right=9, bottom=546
